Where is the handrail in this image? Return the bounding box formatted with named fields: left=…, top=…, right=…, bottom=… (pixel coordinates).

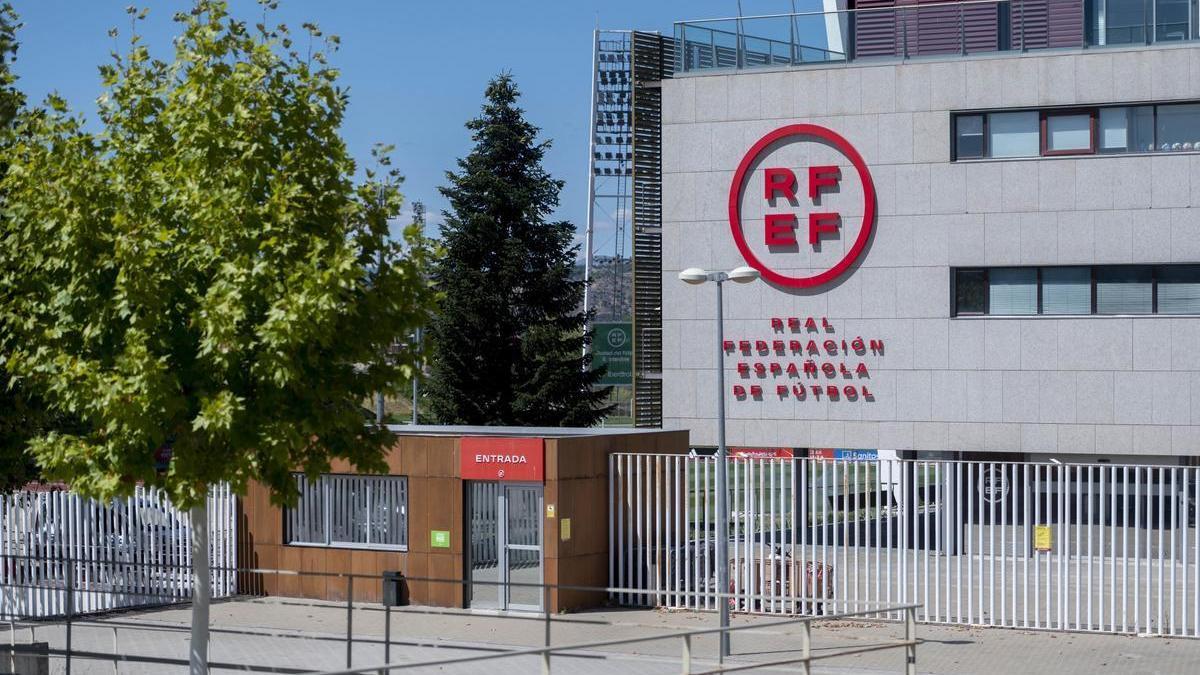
left=675, top=0, right=1011, bottom=25
left=314, top=603, right=921, bottom=675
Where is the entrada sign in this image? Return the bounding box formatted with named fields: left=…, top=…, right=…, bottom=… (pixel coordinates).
left=460, top=437, right=545, bottom=481
left=728, top=124, right=876, bottom=288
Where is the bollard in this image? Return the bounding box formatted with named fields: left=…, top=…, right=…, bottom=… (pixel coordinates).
left=113, top=625, right=119, bottom=675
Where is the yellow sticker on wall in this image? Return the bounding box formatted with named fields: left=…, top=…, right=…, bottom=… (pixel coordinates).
left=561, top=518, right=571, bottom=542
left=1034, top=525, right=1052, bottom=552
left=546, top=503, right=556, bottom=518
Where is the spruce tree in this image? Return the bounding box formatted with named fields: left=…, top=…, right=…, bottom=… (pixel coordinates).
left=428, top=75, right=612, bottom=426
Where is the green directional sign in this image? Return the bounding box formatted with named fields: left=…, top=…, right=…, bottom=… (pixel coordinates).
left=593, top=322, right=633, bottom=386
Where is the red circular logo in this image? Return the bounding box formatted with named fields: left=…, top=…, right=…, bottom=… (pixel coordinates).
left=728, top=124, right=876, bottom=288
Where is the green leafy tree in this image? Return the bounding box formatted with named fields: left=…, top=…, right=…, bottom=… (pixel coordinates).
left=0, top=2, right=436, bottom=671
left=0, top=1, right=41, bottom=494
left=427, top=75, right=611, bottom=426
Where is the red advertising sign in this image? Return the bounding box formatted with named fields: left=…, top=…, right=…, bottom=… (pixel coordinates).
left=460, top=437, right=545, bottom=482
left=728, top=124, right=876, bottom=289
left=730, top=447, right=795, bottom=459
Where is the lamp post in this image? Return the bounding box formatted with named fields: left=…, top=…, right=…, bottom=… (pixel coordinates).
left=679, top=265, right=760, bottom=661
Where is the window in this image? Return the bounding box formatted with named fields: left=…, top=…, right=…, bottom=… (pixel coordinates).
left=952, top=265, right=1200, bottom=317
left=988, top=268, right=1038, bottom=315
left=1156, top=0, right=1191, bottom=41
left=1044, top=112, right=1093, bottom=154
left=1096, top=266, right=1152, bottom=314
left=286, top=474, right=409, bottom=550
left=953, top=102, right=1200, bottom=159
left=954, top=269, right=987, bottom=315
left=1041, top=267, right=1092, bottom=315
left=955, top=115, right=985, bottom=159
left=1156, top=265, right=1200, bottom=314
left=1104, top=0, right=1150, bottom=44
left=988, top=111, right=1040, bottom=157
left=1155, top=103, right=1200, bottom=152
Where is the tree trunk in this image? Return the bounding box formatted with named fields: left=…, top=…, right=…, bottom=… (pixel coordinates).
left=189, top=498, right=211, bottom=675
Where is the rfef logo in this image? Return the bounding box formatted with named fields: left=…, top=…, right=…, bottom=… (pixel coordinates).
left=728, top=124, right=876, bottom=289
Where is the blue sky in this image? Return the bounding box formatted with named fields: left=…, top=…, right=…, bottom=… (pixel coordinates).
left=12, top=1, right=797, bottom=254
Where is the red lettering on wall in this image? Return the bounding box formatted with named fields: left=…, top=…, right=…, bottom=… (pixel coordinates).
left=808, top=212, right=840, bottom=246
left=808, top=165, right=840, bottom=200
left=765, top=213, right=798, bottom=246
left=764, top=167, right=797, bottom=201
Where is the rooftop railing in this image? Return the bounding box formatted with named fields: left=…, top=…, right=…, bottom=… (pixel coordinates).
left=674, top=0, right=1200, bottom=73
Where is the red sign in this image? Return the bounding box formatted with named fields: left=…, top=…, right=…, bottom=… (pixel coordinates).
left=731, top=447, right=795, bottom=459
left=460, top=437, right=544, bottom=482
left=728, top=124, right=876, bottom=289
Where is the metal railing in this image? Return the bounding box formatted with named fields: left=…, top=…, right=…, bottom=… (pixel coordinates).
left=1, top=559, right=921, bottom=674
left=674, top=1, right=1200, bottom=73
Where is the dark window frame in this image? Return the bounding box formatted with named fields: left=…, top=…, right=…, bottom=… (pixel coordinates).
left=1041, top=108, right=1097, bottom=156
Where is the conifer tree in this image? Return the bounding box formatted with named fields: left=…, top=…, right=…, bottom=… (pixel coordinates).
left=428, top=75, right=611, bottom=426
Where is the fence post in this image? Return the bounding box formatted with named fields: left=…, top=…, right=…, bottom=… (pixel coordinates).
left=66, top=562, right=73, bottom=675
left=346, top=576, right=354, bottom=669
left=800, top=619, right=811, bottom=675
left=905, top=606, right=917, bottom=675
left=542, top=584, right=551, bottom=675
left=383, top=604, right=391, bottom=674
left=680, top=634, right=692, bottom=674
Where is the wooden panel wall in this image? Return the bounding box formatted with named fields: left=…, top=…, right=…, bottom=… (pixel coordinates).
left=238, top=429, right=689, bottom=612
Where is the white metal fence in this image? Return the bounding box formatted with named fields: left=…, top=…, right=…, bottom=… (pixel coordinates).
left=610, top=453, right=1200, bottom=637
left=0, top=483, right=237, bottom=619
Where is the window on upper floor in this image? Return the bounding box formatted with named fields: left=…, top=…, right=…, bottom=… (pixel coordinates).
left=953, top=102, right=1200, bottom=159
left=952, top=265, right=1200, bottom=317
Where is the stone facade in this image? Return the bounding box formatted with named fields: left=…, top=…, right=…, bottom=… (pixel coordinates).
left=661, top=44, right=1200, bottom=457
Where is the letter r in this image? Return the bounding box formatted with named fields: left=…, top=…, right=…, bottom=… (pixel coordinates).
left=764, top=167, right=797, bottom=201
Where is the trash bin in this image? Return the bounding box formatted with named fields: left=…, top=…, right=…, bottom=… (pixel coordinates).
left=382, top=570, right=409, bottom=607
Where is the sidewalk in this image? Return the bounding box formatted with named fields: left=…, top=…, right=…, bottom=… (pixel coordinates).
left=5, top=598, right=1200, bottom=674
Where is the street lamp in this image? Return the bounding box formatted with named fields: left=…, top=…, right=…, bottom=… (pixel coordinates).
left=678, top=265, right=759, bottom=660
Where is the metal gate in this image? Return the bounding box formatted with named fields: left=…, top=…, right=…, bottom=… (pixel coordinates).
left=609, top=453, right=1200, bottom=636
left=0, top=483, right=237, bottom=619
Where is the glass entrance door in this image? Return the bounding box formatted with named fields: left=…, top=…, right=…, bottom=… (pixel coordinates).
left=466, top=482, right=543, bottom=611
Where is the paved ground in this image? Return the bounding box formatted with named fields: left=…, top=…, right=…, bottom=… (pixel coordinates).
left=4, top=598, right=1200, bottom=674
